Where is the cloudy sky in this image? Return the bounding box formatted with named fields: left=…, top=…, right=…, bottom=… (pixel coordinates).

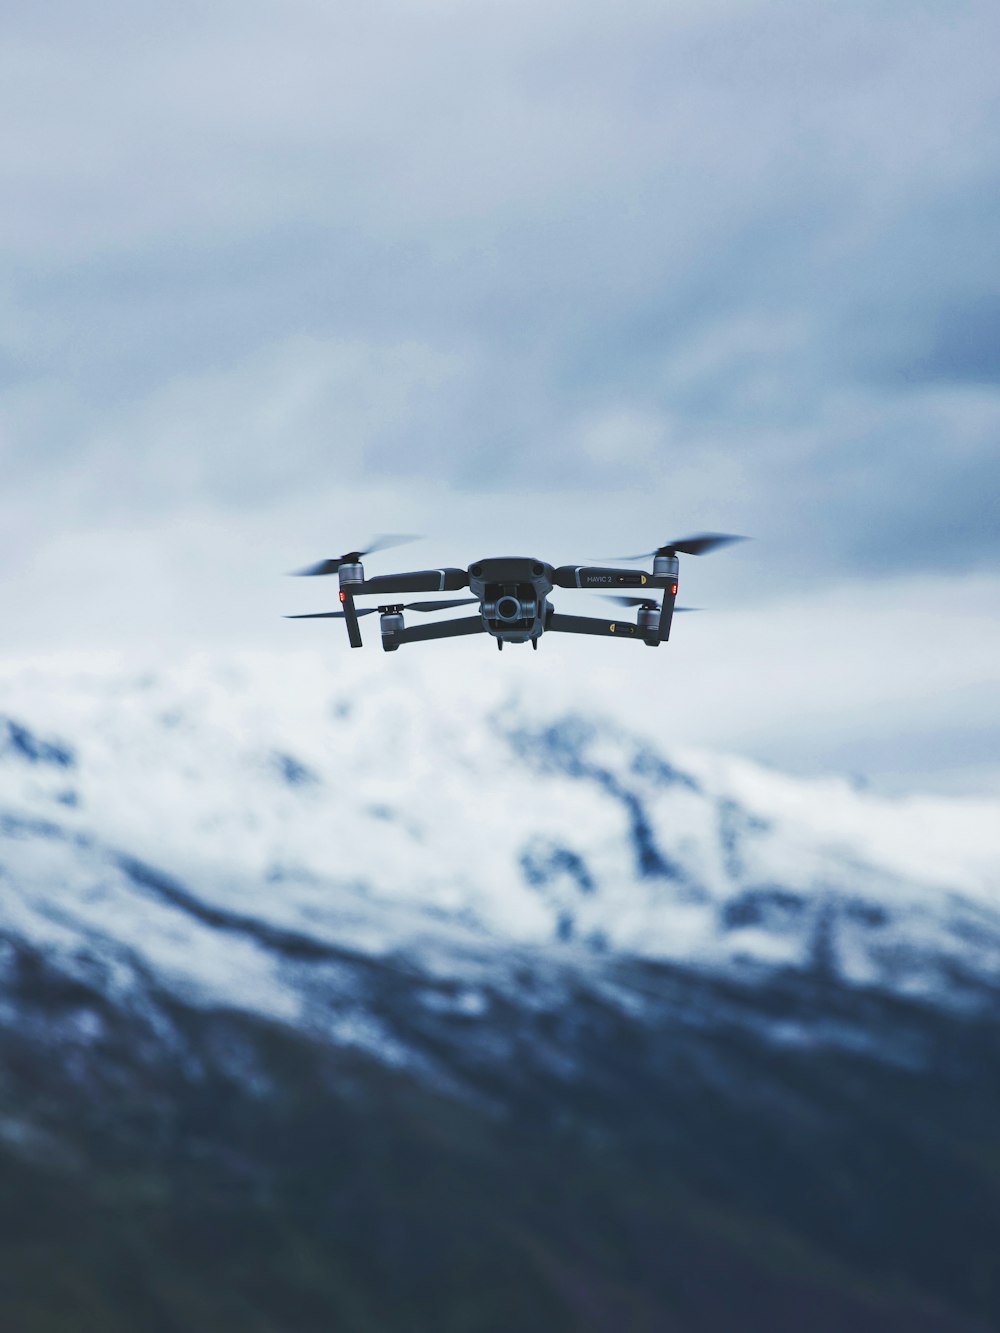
left=2, top=0, right=998, bottom=793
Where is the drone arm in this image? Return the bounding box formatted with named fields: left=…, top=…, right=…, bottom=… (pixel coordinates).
left=340, top=590, right=363, bottom=648
left=386, top=615, right=486, bottom=650
left=546, top=612, right=651, bottom=643
left=357, top=568, right=469, bottom=595
left=656, top=586, right=677, bottom=643
left=552, top=565, right=660, bottom=591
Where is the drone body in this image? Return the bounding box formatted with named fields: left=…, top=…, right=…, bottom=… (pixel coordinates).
left=288, top=535, right=743, bottom=653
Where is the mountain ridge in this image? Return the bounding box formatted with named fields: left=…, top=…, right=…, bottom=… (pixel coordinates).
left=2, top=653, right=1000, bottom=1330
left=1, top=652, right=998, bottom=1027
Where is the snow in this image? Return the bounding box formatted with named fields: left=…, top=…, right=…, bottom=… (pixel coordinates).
left=677, top=746, right=1000, bottom=908
left=1, top=648, right=999, bottom=1031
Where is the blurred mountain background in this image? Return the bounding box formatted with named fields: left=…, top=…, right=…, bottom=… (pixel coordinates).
left=1, top=655, right=998, bottom=1331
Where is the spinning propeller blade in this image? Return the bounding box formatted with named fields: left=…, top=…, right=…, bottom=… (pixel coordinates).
left=292, top=534, right=421, bottom=577
left=287, top=597, right=477, bottom=621
left=406, top=598, right=479, bottom=612
left=601, top=533, right=747, bottom=560
left=599, top=595, right=701, bottom=611
left=286, top=609, right=379, bottom=620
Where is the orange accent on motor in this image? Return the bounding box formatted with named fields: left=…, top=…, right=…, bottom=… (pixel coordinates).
left=339, top=590, right=346, bottom=603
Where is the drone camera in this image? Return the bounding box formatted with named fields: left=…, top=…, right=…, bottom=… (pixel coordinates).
left=483, top=586, right=537, bottom=624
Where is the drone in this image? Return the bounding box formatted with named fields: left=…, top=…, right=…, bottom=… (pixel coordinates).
left=287, top=533, right=744, bottom=652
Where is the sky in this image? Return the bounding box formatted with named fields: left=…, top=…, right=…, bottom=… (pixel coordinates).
left=1, top=0, right=999, bottom=794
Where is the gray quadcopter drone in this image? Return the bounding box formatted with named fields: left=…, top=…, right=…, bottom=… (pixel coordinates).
left=288, top=534, right=743, bottom=652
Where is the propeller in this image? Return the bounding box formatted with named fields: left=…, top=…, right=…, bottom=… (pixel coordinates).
left=602, top=532, right=747, bottom=561
left=599, top=595, right=701, bottom=611
left=292, top=534, right=421, bottom=577
left=287, top=597, right=478, bottom=620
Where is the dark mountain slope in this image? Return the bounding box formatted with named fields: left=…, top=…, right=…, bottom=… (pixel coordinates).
left=2, top=661, right=1000, bottom=1329
left=2, top=924, right=999, bottom=1332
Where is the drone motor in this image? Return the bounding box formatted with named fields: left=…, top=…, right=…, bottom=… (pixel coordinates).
left=380, top=610, right=404, bottom=651
left=652, top=553, right=680, bottom=580
left=636, top=603, right=661, bottom=642
left=338, top=561, right=365, bottom=589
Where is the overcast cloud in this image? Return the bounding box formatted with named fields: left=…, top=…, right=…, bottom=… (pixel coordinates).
left=1, top=0, right=998, bottom=791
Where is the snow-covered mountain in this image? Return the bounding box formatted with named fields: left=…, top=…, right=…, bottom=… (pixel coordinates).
left=3, top=652, right=1000, bottom=1332
left=2, top=651, right=998, bottom=1037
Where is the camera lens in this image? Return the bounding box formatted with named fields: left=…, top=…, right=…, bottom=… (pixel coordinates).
left=496, top=596, right=521, bottom=621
